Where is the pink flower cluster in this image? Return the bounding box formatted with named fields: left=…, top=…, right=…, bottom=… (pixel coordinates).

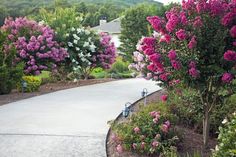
left=160, top=94, right=168, bottom=102
left=131, top=0, right=236, bottom=85
left=222, top=72, right=234, bottom=83
left=224, top=50, right=236, bottom=61
left=150, top=111, right=161, bottom=123
left=128, top=51, right=146, bottom=73
left=113, top=109, right=175, bottom=155
left=2, top=17, right=68, bottom=75
left=161, top=120, right=171, bottom=133
left=188, top=61, right=200, bottom=78
left=98, top=32, right=116, bottom=69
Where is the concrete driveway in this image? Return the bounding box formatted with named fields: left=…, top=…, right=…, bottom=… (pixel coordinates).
left=0, top=78, right=160, bottom=157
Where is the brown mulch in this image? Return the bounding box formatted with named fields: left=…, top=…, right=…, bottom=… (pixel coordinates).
left=0, top=78, right=114, bottom=106
left=106, top=90, right=217, bottom=157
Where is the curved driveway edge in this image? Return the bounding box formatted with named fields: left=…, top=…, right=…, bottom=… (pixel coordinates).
left=0, top=78, right=160, bottom=157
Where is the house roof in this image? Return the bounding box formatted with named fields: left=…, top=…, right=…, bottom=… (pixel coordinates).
left=92, top=18, right=121, bottom=34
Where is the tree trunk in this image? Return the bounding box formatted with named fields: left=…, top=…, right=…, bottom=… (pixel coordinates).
left=203, top=108, right=210, bottom=149
left=84, top=74, right=88, bottom=80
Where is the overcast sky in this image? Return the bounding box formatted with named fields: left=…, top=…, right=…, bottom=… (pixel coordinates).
left=155, top=0, right=182, bottom=5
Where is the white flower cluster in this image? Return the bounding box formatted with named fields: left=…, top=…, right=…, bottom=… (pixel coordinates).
left=67, top=27, right=97, bottom=53
left=67, top=27, right=98, bottom=72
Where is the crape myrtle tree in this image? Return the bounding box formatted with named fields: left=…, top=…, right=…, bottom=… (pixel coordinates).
left=66, top=27, right=116, bottom=79
left=131, top=0, right=236, bottom=147
left=1, top=17, right=68, bottom=75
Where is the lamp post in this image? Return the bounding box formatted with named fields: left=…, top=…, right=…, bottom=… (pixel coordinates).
left=141, top=88, right=148, bottom=106
left=22, top=80, right=27, bottom=93
left=122, top=102, right=132, bottom=118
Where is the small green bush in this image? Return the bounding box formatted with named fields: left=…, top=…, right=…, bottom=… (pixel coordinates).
left=111, top=103, right=179, bottom=155
left=109, top=56, right=130, bottom=74
left=0, top=31, right=24, bottom=94
left=213, top=113, right=236, bottom=157
left=36, top=71, right=51, bottom=84
left=18, top=76, right=42, bottom=92
left=91, top=68, right=108, bottom=79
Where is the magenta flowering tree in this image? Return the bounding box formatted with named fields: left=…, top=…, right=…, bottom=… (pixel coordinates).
left=98, top=32, right=117, bottom=69
left=133, top=0, right=236, bottom=147
left=1, top=17, right=68, bottom=75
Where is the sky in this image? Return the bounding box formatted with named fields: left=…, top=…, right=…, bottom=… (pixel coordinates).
left=155, top=0, right=182, bottom=5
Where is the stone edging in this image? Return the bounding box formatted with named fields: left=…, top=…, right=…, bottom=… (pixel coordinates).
left=105, top=89, right=162, bottom=157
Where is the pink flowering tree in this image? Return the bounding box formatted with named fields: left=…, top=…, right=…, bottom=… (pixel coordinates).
left=66, top=28, right=116, bottom=79
left=133, top=0, right=236, bottom=147
left=1, top=17, right=68, bottom=75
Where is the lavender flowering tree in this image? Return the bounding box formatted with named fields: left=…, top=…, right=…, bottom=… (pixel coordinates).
left=66, top=28, right=116, bottom=79
left=1, top=17, right=68, bottom=75
left=132, top=0, right=236, bottom=147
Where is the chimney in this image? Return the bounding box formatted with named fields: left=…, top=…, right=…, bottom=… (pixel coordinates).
left=99, top=17, right=107, bottom=26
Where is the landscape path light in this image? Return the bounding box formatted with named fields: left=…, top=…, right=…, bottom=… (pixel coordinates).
left=141, top=88, right=148, bottom=106
left=122, top=102, right=132, bottom=118
left=21, top=80, right=27, bottom=93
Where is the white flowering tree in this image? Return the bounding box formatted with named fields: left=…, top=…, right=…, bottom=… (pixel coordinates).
left=66, top=27, right=116, bottom=79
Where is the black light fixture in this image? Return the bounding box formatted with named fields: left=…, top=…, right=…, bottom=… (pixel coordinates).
left=141, top=88, right=148, bottom=105
left=122, top=102, right=131, bottom=118
left=22, top=80, right=27, bottom=93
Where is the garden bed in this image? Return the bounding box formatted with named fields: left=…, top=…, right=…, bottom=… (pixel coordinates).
left=0, top=78, right=115, bottom=106
left=106, top=90, right=217, bottom=157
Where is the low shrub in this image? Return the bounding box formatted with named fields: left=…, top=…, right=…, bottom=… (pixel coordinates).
left=0, top=64, right=24, bottom=94
left=169, top=87, right=236, bottom=136
left=111, top=103, right=179, bottom=155
left=91, top=68, right=108, bottom=79
left=109, top=56, right=130, bottom=74
left=213, top=112, right=236, bottom=157
left=36, top=71, right=52, bottom=84
left=18, top=76, right=42, bottom=92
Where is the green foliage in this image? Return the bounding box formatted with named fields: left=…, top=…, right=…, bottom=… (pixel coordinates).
left=109, top=57, right=130, bottom=73
left=18, top=76, right=42, bottom=92
left=163, top=149, right=202, bottom=157
left=112, top=103, right=179, bottom=155
left=0, top=31, right=24, bottom=94
left=91, top=68, right=108, bottom=79
left=107, top=56, right=134, bottom=79
left=169, top=88, right=202, bottom=128
left=36, top=71, right=52, bottom=84
left=119, top=4, right=156, bottom=60
left=169, top=87, right=236, bottom=136
left=213, top=113, right=236, bottom=157
left=32, top=7, right=82, bottom=44
left=0, top=0, right=162, bottom=26
left=81, top=3, right=124, bottom=27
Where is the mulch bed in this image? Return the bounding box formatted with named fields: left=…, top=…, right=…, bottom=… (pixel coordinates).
left=0, top=78, right=114, bottom=106
left=106, top=90, right=217, bottom=157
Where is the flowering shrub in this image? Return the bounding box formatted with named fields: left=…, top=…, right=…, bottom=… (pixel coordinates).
left=17, top=76, right=42, bottom=92
left=131, top=0, right=236, bottom=146
left=1, top=17, right=68, bottom=75
left=66, top=28, right=116, bottom=79
left=0, top=31, right=24, bottom=94
left=213, top=112, right=236, bottom=157
left=111, top=103, right=179, bottom=155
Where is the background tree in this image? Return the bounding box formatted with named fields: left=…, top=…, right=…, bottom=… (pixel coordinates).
left=32, top=7, right=82, bottom=45
left=119, top=3, right=172, bottom=61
